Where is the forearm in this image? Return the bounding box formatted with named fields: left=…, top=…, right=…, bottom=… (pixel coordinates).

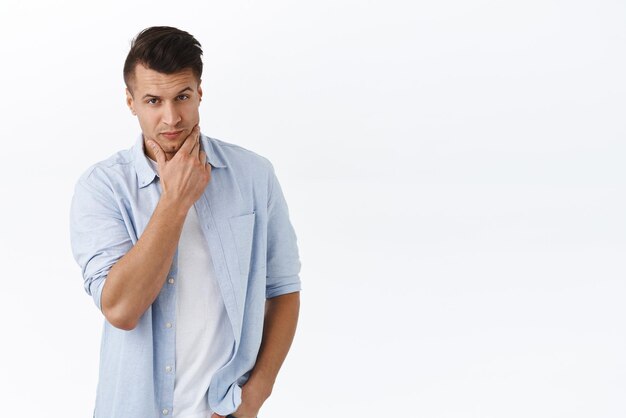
left=247, top=291, right=300, bottom=395
left=102, top=194, right=188, bottom=330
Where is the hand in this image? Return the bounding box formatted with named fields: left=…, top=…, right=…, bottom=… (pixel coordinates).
left=147, top=125, right=211, bottom=211
left=210, top=379, right=271, bottom=418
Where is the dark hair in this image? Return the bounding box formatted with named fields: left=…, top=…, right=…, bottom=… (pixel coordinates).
left=123, top=26, right=203, bottom=93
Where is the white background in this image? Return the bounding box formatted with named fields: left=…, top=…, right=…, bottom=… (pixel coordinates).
left=0, top=1, right=624, bottom=417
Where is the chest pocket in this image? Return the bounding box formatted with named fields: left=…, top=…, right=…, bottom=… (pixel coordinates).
left=228, top=211, right=256, bottom=282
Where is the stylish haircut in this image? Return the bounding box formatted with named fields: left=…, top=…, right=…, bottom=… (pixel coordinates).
left=123, top=26, right=203, bottom=94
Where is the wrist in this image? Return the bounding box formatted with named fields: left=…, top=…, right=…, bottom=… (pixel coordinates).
left=245, top=373, right=274, bottom=401
left=158, top=192, right=190, bottom=219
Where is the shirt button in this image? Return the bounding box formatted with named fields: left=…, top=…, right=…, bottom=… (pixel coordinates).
left=165, top=322, right=172, bottom=328
left=168, top=278, right=175, bottom=284
left=165, top=365, right=172, bottom=372
left=162, top=409, right=169, bottom=415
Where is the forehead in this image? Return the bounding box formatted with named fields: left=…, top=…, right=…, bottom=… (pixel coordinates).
left=132, top=64, right=198, bottom=94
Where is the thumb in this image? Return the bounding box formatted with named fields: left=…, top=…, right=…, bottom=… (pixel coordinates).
left=210, top=414, right=225, bottom=418
left=147, top=140, right=166, bottom=167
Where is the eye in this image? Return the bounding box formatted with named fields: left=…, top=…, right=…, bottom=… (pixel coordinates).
left=146, top=98, right=159, bottom=105
left=177, top=95, right=190, bottom=101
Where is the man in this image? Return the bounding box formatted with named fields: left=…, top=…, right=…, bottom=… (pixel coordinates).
left=69, top=26, right=302, bottom=418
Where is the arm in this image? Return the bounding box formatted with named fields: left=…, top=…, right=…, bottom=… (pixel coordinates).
left=70, top=174, right=189, bottom=331
left=221, top=292, right=300, bottom=418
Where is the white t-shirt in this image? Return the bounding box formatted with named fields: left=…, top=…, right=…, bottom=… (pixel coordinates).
left=148, top=157, right=235, bottom=418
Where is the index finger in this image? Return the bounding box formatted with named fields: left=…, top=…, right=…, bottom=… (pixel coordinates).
left=179, top=125, right=200, bottom=154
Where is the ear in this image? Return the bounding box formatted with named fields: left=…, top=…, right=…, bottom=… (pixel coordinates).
left=125, top=88, right=136, bottom=115
left=198, top=80, right=203, bottom=103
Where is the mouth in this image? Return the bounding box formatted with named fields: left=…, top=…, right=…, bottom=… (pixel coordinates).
left=161, top=130, right=184, bottom=140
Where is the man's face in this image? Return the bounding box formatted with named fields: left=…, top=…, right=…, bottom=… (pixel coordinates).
left=126, top=63, right=203, bottom=161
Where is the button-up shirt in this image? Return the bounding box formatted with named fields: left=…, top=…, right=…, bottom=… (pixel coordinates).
left=69, top=132, right=302, bottom=417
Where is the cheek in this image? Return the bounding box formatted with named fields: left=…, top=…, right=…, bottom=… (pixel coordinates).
left=184, top=101, right=201, bottom=115
left=137, top=112, right=160, bottom=129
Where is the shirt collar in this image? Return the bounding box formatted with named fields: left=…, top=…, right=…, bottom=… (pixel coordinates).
left=132, top=132, right=227, bottom=188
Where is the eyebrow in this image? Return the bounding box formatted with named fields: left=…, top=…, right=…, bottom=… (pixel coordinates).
left=142, top=87, right=193, bottom=100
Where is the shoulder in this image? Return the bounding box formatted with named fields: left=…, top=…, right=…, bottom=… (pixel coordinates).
left=74, top=146, right=134, bottom=190
left=208, top=136, right=275, bottom=175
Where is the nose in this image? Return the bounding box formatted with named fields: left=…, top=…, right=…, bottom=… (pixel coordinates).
left=161, top=101, right=182, bottom=126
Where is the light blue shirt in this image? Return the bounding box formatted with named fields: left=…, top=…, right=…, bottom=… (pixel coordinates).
left=69, top=132, right=302, bottom=417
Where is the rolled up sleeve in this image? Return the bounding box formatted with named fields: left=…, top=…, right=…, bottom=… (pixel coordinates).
left=69, top=170, right=133, bottom=313
left=264, top=162, right=302, bottom=299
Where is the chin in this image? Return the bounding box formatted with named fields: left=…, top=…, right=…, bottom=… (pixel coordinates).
left=171, top=142, right=187, bottom=153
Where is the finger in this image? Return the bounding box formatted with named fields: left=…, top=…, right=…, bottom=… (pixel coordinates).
left=210, top=414, right=224, bottom=418
left=179, top=125, right=200, bottom=154
left=191, top=126, right=201, bottom=157
left=199, top=150, right=207, bottom=165
left=147, top=139, right=166, bottom=168
left=190, top=137, right=200, bottom=156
